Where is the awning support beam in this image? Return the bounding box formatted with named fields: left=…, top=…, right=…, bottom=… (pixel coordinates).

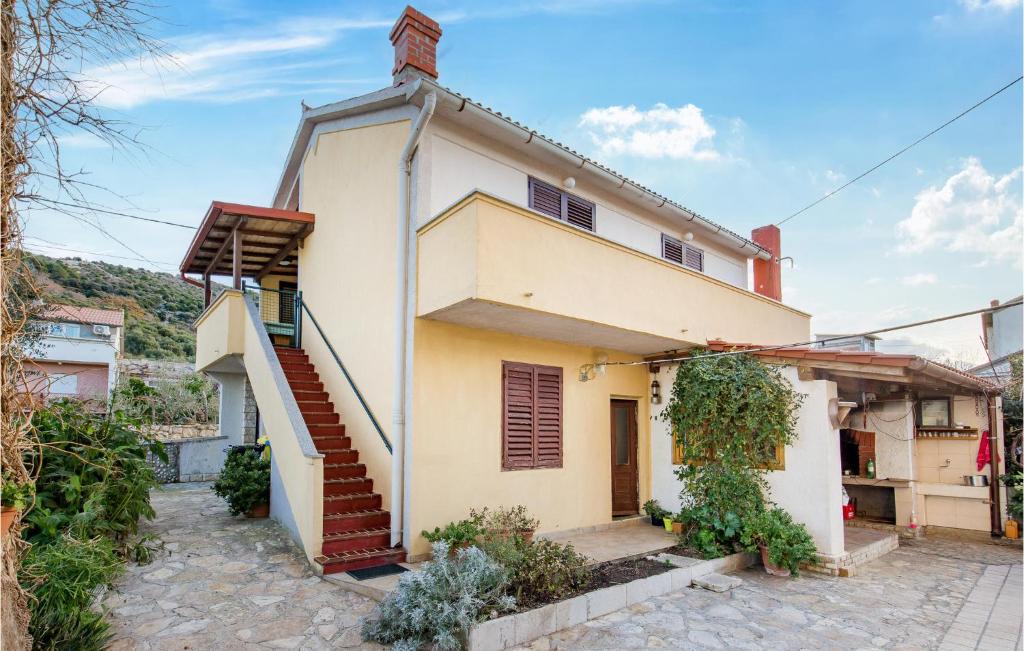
left=255, top=224, right=310, bottom=281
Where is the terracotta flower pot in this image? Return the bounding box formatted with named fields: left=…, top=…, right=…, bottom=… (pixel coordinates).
left=671, top=521, right=683, bottom=534
left=1, top=507, right=18, bottom=535
left=246, top=502, right=270, bottom=518
left=759, top=544, right=791, bottom=577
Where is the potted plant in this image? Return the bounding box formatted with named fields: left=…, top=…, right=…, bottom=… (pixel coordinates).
left=671, top=512, right=684, bottom=535
left=475, top=505, right=539, bottom=542
left=643, top=499, right=668, bottom=526
left=0, top=474, right=34, bottom=536
left=662, top=514, right=673, bottom=532
left=213, top=447, right=271, bottom=517
left=740, top=508, right=817, bottom=577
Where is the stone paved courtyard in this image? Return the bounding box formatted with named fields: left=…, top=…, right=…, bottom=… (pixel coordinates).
left=107, top=483, right=1022, bottom=650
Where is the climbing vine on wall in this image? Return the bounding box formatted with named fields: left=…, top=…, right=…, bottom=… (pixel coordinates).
left=662, top=350, right=805, bottom=556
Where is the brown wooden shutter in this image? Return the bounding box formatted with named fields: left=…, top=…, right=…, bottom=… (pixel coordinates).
left=528, top=178, right=562, bottom=219
left=662, top=234, right=684, bottom=264
left=565, top=195, right=595, bottom=232
left=684, top=244, right=704, bottom=272
left=502, top=361, right=563, bottom=470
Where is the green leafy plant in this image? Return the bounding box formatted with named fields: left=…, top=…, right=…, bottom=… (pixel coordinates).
left=1, top=471, right=35, bottom=511
left=362, top=541, right=515, bottom=651
left=478, top=536, right=590, bottom=609
left=642, top=499, right=668, bottom=519
left=24, top=400, right=165, bottom=546
left=422, top=513, right=486, bottom=549
left=212, top=447, right=270, bottom=516
left=739, top=507, right=817, bottom=576
left=20, top=534, right=123, bottom=650
left=111, top=373, right=219, bottom=425
left=1001, top=471, right=1023, bottom=520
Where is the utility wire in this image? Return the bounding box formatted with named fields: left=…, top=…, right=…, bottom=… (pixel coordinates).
left=601, top=298, right=1024, bottom=368
left=38, top=199, right=197, bottom=229
left=24, top=239, right=178, bottom=268
left=777, top=75, right=1023, bottom=226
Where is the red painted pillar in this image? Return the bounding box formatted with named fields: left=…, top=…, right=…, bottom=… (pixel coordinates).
left=752, top=225, right=781, bottom=301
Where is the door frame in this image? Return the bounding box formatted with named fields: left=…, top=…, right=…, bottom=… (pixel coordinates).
left=610, top=398, right=639, bottom=516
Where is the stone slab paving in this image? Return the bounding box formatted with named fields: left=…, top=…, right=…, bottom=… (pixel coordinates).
left=104, top=483, right=384, bottom=650
left=517, top=538, right=1023, bottom=650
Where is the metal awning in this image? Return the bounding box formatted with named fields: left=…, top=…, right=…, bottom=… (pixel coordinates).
left=179, top=202, right=314, bottom=299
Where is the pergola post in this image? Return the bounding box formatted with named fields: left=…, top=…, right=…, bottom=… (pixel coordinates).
left=203, top=273, right=211, bottom=307
left=232, top=227, right=242, bottom=290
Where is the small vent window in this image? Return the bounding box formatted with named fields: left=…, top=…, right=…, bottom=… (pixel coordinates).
left=662, top=234, right=704, bottom=272
left=528, top=177, right=595, bottom=232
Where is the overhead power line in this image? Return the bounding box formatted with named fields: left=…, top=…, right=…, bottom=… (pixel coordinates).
left=777, top=75, right=1023, bottom=226
left=25, top=239, right=178, bottom=268
left=600, top=298, right=1024, bottom=368
left=39, top=199, right=197, bottom=229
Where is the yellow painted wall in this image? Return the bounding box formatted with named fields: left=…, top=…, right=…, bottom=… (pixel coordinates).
left=418, top=194, right=810, bottom=348
left=194, top=289, right=244, bottom=372
left=408, top=318, right=652, bottom=558
left=297, top=119, right=411, bottom=510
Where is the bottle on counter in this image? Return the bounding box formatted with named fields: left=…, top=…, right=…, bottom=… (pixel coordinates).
left=866, top=458, right=876, bottom=479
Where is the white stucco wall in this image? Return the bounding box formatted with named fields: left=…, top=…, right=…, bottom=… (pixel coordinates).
left=423, top=125, right=750, bottom=289
left=847, top=400, right=917, bottom=481
left=650, top=364, right=845, bottom=556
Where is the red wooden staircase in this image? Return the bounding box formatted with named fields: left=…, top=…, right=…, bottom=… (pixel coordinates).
left=274, top=347, right=406, bottom=575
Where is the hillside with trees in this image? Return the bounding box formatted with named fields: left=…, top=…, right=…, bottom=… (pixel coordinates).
left=27, top=254, right=216, bottom=361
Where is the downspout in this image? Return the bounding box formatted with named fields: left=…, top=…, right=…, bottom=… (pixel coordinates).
left=391, top=90, right=437, bottom=548
left=987, top=393, right=1003, bottom=537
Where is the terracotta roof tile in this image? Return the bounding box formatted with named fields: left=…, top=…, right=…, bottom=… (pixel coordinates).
left=41, top=304, right=124, bottom=327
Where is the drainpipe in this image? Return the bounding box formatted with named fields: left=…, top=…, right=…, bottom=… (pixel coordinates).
left=391, top=91, right=437, bottom=548
left=987, top=394, right=1003, bottom=537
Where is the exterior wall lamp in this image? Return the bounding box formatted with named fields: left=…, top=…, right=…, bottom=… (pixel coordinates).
left=651, top=379, right=662, bottom=404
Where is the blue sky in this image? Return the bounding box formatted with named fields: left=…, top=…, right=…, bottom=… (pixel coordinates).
left=27, top=0, right=1023, bottom=364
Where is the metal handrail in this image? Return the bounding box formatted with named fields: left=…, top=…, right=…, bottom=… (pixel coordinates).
left=299, top=299, right=392, bottom=455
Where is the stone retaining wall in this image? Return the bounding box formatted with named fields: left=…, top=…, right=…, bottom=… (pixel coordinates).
left=144, top=424, right=220, bottom=441
left=146, top=435, right=228, bottom=484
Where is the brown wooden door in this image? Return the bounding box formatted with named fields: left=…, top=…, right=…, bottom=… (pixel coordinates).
left=610, top=399, right=639, bottom=516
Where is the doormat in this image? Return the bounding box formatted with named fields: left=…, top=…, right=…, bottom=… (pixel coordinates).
left=347, top=564, right=409, bottom=581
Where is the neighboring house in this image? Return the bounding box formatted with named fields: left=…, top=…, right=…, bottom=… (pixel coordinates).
left=970, top=296, right=1023, bottom=384
left=27, top=304, right=125, bottom=404
left=814, top=333, right=879, bottom=352
left=179, top=7, right=999, bottom=575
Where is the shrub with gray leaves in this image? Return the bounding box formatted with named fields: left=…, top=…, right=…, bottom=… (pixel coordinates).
left=361, top=541, right=516, bottom=651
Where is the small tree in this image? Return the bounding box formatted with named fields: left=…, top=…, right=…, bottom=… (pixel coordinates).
left=663, top=351, right=803, bottom=556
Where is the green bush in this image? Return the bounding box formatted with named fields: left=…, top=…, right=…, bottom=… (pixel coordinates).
left=739, top=507, right=817, bottom=576
left=111, top=374, right=218, bottom=425
left=422, top=512, right=485, bottom=548
left=642, top=499, right=669, bottom=520
left=24, top=400, right=165, bottom=546
left=473, top=505, right=539, bottom=536
left=212, top=447, right=271, bottom=516
left=1, top=471, right=35, bottom=511
left=479, top=536, right=590, bottom=609
left=20, top=535, right=123, bottom=651
left=362, top=541, right=515, bottom=651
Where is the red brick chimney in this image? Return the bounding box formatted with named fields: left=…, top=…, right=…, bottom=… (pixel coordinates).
left=752, top=225, right=781, bottom=301
left=390, top=6, right=442, bottom=85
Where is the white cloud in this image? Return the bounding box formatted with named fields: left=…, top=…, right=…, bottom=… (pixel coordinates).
left=56, top=133, right=110, bottom=149
left=824, top=169, right=845, bottom=184
left=901, top=272, right=938, bottom=286
left=894, top=157, right=1023, bottom=266
left=958, top=0, right=1021, bottom=11
left=578, top=103, right=719, bottom=160
left=865, top=276, right=883, bottom=285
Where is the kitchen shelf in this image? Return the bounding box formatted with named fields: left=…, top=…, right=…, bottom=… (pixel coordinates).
left=915, top=427, right=978, bottom=440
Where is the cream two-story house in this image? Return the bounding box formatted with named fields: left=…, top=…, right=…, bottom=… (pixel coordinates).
left=182, top=6, right=812, bottom=574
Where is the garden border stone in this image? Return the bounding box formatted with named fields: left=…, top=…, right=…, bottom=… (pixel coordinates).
left=466, top=550, right=757, bottom=651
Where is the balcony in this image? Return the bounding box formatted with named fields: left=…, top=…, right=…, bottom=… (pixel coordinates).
left=416, top=192, right=810, bottom=355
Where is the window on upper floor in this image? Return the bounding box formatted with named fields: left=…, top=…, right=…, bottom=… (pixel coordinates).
left=528, top=177, right=595, bottom=232
left=661, top=234, right=704, bottom=273
left=47, top=322, right=81, bottom=338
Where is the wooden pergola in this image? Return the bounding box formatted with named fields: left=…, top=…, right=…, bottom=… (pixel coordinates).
left=179, top=202, right=315, bottom=306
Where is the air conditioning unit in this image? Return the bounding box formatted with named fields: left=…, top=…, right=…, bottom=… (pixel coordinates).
left=92, top=325, right=111, bottom=336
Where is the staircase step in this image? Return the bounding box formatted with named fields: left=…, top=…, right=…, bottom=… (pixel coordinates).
left=286, top=371, right=320, bottom=383
left=274, top=347, right=305, bottom=356
left=298, top=401, right=335, bottom=414
left=314, top=437, right=351, bottom=452
left=281, top=362, right=315, bottom=374
left=323, top=493, right=381, bottom=515
left=308, top=424, right=346, bottom=437
left=293, top=390, right=329, bottom=402
left=321, top=528, right=391, bottom=555
left=316, top=547, right=406, bottom=575
left=323, top=509, right=390, bottom=534
left=276, top=354, right=309, bottom=364
left=323, top=477, right=373, bottom=496
left=323, top=451, right=359, bottom=467
left=303, top=412, right=340, bottom=425
left=289, top=380, right=324, bottom=393
left=322, top=462, right=366, bottom=479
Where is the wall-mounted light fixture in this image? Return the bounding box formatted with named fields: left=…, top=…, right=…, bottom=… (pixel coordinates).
left=651, top=379, right=662, bottom=404
left=563, top=176, right=576, bottom=189
left=683, top=232, right=694, bottom=242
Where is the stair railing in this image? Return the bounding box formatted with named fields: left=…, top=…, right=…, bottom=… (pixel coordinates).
left=298, top=298, right=393, bottom=455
